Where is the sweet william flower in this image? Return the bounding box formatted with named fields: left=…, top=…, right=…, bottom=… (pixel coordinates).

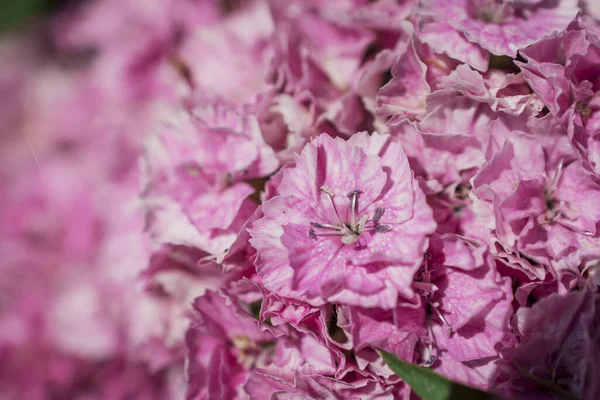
left=428, top=64, right=542, bottom=116
left=398, top=234, right=515, bottom=388
left=142, top=101, right=278, bottom=256
left=516, top=17, right=600, bottom=118
left=470, top=113, right=600, bottom=284
left=389, top=118, right=483, bottom=234
left=249, top=132, right=436, bottom=309
left=175, top=0, right=275, bottom=102
left=269, top=2, right=374, bottom=97
left=516, top=17, right=600, bottom=176
left=492, top=288, right=600, bottom=400
left=0, top=133, right=185, bottom=399
left=377, top=27, right=432, bottom=118
left=417, top=0, right=579, bottom=71
left=336, top=298, right=427, bottom=368
left=186, top=290, right=277, bottom=400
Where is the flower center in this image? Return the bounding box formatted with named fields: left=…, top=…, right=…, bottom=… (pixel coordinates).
left=475, top=0, right=512, bottom=23
left=308, top=186, right=391, bottom=245
left=575, top=94, right=600, bottom=120
left=231, top=335, right=261, bottom=369
left=538, top=162, right=574, bottom=225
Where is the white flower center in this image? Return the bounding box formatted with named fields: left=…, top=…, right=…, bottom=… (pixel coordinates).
left=308, top=186, right=391, bottom=245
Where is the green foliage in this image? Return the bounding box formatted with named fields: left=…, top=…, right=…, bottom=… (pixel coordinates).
left=380, top=350, right=499, bottom=400
left=0, top=0, right=64, bottom=32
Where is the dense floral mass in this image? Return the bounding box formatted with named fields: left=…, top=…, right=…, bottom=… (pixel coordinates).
left=1, top=0, right=600, bottom=398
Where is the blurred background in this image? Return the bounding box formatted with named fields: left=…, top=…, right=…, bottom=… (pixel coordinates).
left=0, top=0, right=214, bottom=398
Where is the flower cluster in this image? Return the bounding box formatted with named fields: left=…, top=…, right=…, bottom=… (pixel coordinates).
left=1, top=0, right=600, bottom=399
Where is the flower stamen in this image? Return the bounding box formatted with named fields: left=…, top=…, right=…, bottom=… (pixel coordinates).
left=419, top=325, right=437, bottom=368
left=310, top=221, right=342, bottom=231
left=374, top=224, right=392, bottom=233
left=372, top=206, right=384, bottom=224
left=430, top=302, right=453, bottom=336
left=320, top=186, right=343, bottom=225
left=308, top=188, right=391, bottom=244
left=347, top=190, right=361, bottom=229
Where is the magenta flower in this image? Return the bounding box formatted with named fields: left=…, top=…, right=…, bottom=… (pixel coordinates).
left=249, top=132, right=436, bottom=309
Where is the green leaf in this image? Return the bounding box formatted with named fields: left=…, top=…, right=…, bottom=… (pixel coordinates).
left=380, top=350, right=499, bottom=400
left=0, top=0, right=42, bottom=31
left=0, top=0, right=65, bottom=33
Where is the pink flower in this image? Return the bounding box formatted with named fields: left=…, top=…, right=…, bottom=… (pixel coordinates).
left=10, top=0, right=600, bottom=397
left=174, top=0, right=275, bottom=102
left=1, top=349, right=181, bottom=400
left=53, top=0, right=185, bottom=105
left=186, top=290, right=277, bottom=400
left=142, top=101, right=278, bottom=257
left=262, top=3, right=385, bottom=151
left=377, top=28, right=432, bottom=118
left=0, top=151, right=184, bottom=399
left=385, top=64, right=534, bottom=235
left=429, top=64, right=541, bottom=116
left=337, top=300, right=426, bottom=363
left=249, top=132, right=436, bottom=309
left=516, top=17, right=600, bottom=176
left=269, top=3, right=374, bottom=96
left=412, top=234, right=515, bottom=388
left=493, top=289, right=599, bottom=400
left=471, top=113, right=600, bottom=285
left=418, top=0, right=580, bottom=71
left=245, top=365, right=406, bottom=400
left=517, top=17, right=599, bottom=117
left=389, top=118, right=483, bottom=234
left=243, top=314, right=409, bottom=399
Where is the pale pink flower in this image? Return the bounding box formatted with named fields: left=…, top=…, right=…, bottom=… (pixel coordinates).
left=175, top=0, right=275, bottom=102
left=142, top=101, right=278, bottom=257
left=249, top=132, right=436, bottom=309
left=417, top=0, right=580, bottom=71
left=269, top=3, right=374, bottom=96
left=0, top=151, right=184, bottom=399
left=411, top=234, right=515, bottom=388
left=186, top=290, right=278, bottom=400
left=517, top=17, right=600, bottom=176
left=471, top=113, right=600, bottom=285
left=377, top=28, right=432, bottom=118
